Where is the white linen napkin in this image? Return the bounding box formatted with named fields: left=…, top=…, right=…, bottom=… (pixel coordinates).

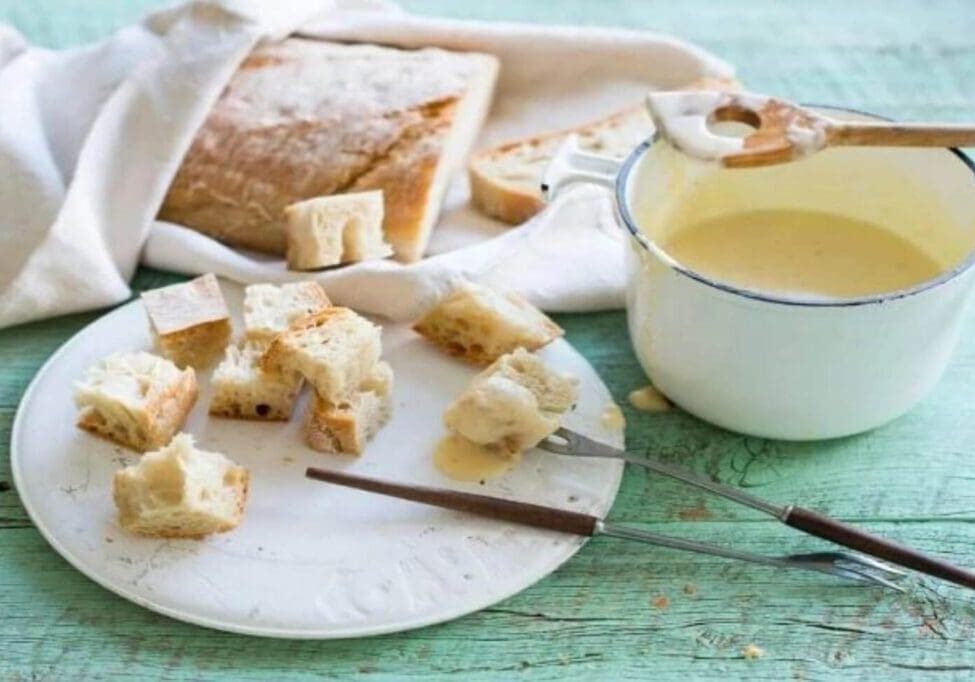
left=0, top=0, right=732, bottom=328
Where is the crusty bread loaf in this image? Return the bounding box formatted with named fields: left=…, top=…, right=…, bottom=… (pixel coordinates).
left=284, top=190, right=391, bottom=271
left=75, top=352, right=198, bottom=452
left=141, top=274, right=231, bottom=368
left=443, top=348, right=577, bottom=455
left=160, top=38, right=499, bottom=262
left=468, top=75, right=741, bottom=224
left=209, top=341, right=304, bottom=420
left=262, top=307, right=381, bottom=403
left=413, top=281, right=563, bottom=365
left=112, top=433, right=249, bottom=539
left=303, top=362, right=394, bottom=455
left=242, top=282, right=331, bottom=344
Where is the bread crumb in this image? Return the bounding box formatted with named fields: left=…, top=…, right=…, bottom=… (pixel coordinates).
left=743, top=643, right=764, bottom=660
left=651, top=595, right=670, bottom=610
left=628, top=385, right=672, bottom=412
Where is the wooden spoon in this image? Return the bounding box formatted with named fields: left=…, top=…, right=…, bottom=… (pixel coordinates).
left=645, top=90, right=975, bottom=168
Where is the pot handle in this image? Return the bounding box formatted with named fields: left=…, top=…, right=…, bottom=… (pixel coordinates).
left=541, top=135, right=623, bottom=201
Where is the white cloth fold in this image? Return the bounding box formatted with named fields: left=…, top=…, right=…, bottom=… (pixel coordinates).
left=0, top=0, right=732, bottom=328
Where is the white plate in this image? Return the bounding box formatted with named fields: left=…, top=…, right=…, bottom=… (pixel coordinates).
left=11, top=283, right=624, bottom=639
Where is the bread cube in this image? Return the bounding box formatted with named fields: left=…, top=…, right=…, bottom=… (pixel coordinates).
left=112, top=433, right=249, bottom=539
left=141, top=274, right=231, bottom=368
left=242, top=282, right=331, bottom=343
left=443, top=349, right=577, bottom=454
left=75, top=351, right=198, bottom=452
left=262, top=307, right=381, bottom=403
left=358, top=360, right=394, bottom=397
left=488, top=348, right=577, bottom=413
left=284, top=190, right=392, bottom=271
left=413, top=281, right=563, bottom=365
left=303, top=362, right=393, bottom=455
left=209, top=342, right=303, bottom=420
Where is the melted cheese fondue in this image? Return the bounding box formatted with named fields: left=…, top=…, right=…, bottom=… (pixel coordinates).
left=661, top=209, right=942, bottom=299
left=433, top=435, right=516, bottom=482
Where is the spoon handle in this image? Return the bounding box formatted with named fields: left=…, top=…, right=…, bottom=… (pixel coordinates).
left=829, top=121, right=975, bottom=148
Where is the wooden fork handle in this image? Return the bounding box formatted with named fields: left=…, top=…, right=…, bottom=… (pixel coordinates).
left=306, top=467, right=600, bottom=537
left=829, top=122, right=975, bottom=148
left=784, top=506, right=975, bottom=590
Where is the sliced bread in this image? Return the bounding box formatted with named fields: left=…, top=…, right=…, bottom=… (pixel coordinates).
left=468, top=75, right=742, bottom=224
left=112, top=433, right=249, bottom=539
left=262, top=307, right=382, bottom=403
left=160, top=38, right=499, bottom=262
left=75, top=351, right=198, bottom=452
left=140, top=274, right=231, bottom=368
left=242, top=281, right=331, bottom=343
left=413, top=281, right=563, bottom=365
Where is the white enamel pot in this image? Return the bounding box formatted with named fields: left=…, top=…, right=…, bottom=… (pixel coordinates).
left=543, top=107, right=975, bottom=440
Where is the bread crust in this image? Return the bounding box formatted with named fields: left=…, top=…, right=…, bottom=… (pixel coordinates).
left=157, top=319, right=232, bottom=369
left=160, top=38, right=499, bottom=263
left=303, top=390, right=391, bottom=456
left=142, top=274, right=231, bottom=368
left=468, top=75, right=741, bottom=225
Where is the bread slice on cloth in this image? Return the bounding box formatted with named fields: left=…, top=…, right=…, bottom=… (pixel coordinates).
left=112, top=433, right=249, bottom=539
left=160, top=38, right=499, bottom=262
left=468, top=75, right=741, bottom=224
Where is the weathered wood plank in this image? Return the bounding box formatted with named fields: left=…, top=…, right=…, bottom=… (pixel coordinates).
left=1, top=522, right=973, bottom=680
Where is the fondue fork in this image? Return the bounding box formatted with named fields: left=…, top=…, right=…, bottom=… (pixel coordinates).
left=645, top=90, right=975, bottom=168
left=305, top=466, right=904, bottom=590
left=539, top=428, right=975, bottom=591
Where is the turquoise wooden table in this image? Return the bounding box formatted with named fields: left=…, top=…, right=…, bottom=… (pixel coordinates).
left=3, top=1, right=975, bottom=679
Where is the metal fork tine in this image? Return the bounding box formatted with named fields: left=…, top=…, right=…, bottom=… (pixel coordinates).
left=835, top=556, right=907, bottom=578
left=830, top=566, right=907, bottom=593
left=544, top=428, right=788, bottom=517
left=790, top=551, right=906, bottom=578
left=598, top=522, right=904, bottom=591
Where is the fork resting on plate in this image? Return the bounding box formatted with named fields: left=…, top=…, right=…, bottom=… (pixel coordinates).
left=306, top=427, right=975, bottom=592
